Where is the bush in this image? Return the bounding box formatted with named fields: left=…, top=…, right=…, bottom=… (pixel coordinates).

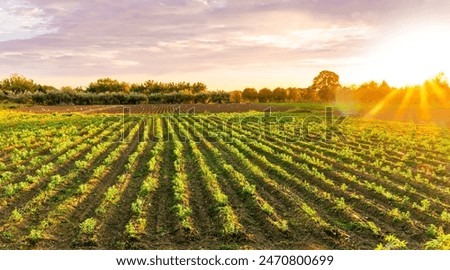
left=1, top=90, right=229, bottom=105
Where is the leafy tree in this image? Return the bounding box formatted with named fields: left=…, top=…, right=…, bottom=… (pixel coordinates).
left=37, top=85, right=57, bottom=93
left=0, top=74, right=38, bottom=94
left=194, top=92, right=210, bottom=103
left=336, top=85, right=357, bottom=103
left=304, top=86, right=317, bottom=101
left=229, top=90, right=243, bottom=103
left=428, top=72, right=449, bottom=89
left=210, top=90, right=230, bottom=104
left=130, top=83, right=146, bottom=93
left=191, top=82, right=207, bottom=94
left=311, top=70, right=341, bottom=102
left=423, top=73, right=450, bottom=105
left=272, top=87, right=287, bottom=102
left=286, top=87, right=301, bottom=102
left=378, top=80, right=392, bottom=98
left=60, top=86, right=76, bottom=94
left=242, top=88, right=258, bottom=103
left=353, top=81, right=394, bottom=104
left=143, top=80, right=163, bottom=95
left=258, top=88, right=272, bottom=103
left=87, top=78, right=130, bottom=93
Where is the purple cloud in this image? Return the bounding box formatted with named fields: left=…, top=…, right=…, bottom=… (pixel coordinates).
left=0, top=0, right=449, bottom=89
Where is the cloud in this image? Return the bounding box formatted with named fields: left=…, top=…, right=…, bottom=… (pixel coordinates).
left=0, top=0, right=57, bottom=42
left=0, top=0, right=449, bottom=88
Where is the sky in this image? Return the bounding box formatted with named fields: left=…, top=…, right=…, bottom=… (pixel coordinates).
left=1, top=0, right=450, bottom=90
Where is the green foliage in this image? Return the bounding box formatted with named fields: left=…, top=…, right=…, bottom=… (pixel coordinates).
left=140, top=178, right=157, bottom=196
left=260, top=202, right=275, bottom=216
left=365, top=221, right=381, bottom=236
left=76, top=184, right=89, bottom=195
left=412, top=199, right=431, bottom=212
left=375, top=234, right=407, bottom=250
left=92, top=165, right=106, bottom=178
left=242, top=183, right=256, bottom=196
left=79, top=218, right=97, bottom=235
left=28, top=229, right=43, bottom=243
left=426, top=224, right=440, bottom=238
left=389, top=208, right=411, bottom=222
left=333, top=197, right=349, bottom=211
left=125, top=222, right=138, bottom=239
left=424, top=232, right=450, bottom=250
left=48, top=175, right=64, bottom=190
left=272, top=219, right=289, bottom=232
left=1, top=171, right=14, bottom=181
left=131, top=198, right=144, bottom=215
left=125, top=218, right=146, bottom=239
left=2, top=230, right=14, bottom=240
left=219, top=206, right=241, bottom=235
left=441, top=210, right=450, bottom=223
left=87, top=78, right=130, bottom=93
left=214, top=192, right=228, bottom=207
left=105, top=186, right=120, bottom=204
left=10, top=209, right=23, bottom=222
left=3, top=184, right=16, bottom=197
left=1, top=74, right=39, bottom=94
left=75, top=160, right=88, bottom=169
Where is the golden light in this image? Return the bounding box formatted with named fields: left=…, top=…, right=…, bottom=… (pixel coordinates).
left=425, top=75, right=448, bottom=105
left=367, top=22, right=450, bottom=87
left=419, top=86, right=430, bottom=121
left=364, top=90, right=399, bottom=118
left=364, top=76, right=449, bottom=123
left=394, top=88, right=414, bottom=121
left=358, top=21, right=450, bottom=123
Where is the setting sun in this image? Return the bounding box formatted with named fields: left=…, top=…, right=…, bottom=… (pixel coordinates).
left=367, top=22, right=450, bottom=86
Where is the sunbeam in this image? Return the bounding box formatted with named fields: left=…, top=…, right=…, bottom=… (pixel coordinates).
left=419, top=86, right=431, bottom=121
left=425, top=76, right=448, bottom=105
left=394, top=88, right=414, bottom=121
left=364, top=90, right=399, bottom=119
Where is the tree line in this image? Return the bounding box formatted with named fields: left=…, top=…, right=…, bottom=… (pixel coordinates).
left=0, top=75, right=228, bottom=105
left=1, top=71, right=448, bottom=106
left=337, top=73, right=450, bottom=107
left=0, top=71, right=340, bottom=105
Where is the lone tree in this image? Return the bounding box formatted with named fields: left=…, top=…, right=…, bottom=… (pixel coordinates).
left=311, top=70, right=341, bottom=102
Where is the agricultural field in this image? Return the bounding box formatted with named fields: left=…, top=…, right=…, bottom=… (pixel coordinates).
left=0, top=106, right=449, bottom=250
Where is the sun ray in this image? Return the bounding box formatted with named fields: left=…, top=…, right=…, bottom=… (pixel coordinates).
left=394, top=88, right=414, bottom=121
left=426, top=80, right=448, bottom=105
left=419, top=86, right=431, bottom=121
left=364, top=90, right=399, bottom=119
